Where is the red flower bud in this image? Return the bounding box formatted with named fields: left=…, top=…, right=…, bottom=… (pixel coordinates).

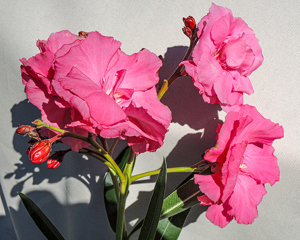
left=183, top=16, right=196, bottom=30
left=46, top=149, right=71, bottom=169
left=16, top=125, right=35, bottom=136
left=182, top=26, right=193, bottom=38
left=47, top=159, right=61, bottom=169
left=29, top=140, right=52, bottom=164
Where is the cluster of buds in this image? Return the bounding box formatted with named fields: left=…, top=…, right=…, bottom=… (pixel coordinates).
left=182, top=16, right=197, bottom=39
left=16, top=123, right=68, bottom=169
left=16, top=125, right=40, bottom=140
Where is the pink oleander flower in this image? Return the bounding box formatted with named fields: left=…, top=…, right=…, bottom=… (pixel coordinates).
left=21, top=31, right=171, bottom=154
left=21, top=30, right=90, bottom=151
left=194, top=105, right=284, bottom=227
left=181, top=3, right=263, bottom=112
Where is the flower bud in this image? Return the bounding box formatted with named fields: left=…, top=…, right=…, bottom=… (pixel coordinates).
left=29, top=140, right=52, bottom=164
left=46, top=149, right=71, bottom=169
left=183, top=16, right=196, bottom=30
left=32, top=119, right=45, bottom=128
left=28, top=131, right=41, bottom=140
left=182, top=26, right=193, bottom=38
left=16, top=125, right=35, bottom=136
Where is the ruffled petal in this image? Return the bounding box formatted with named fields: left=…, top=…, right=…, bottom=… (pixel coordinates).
left=228, top=174, right=267, bottom=224
left=241, top=143, right=280, bottom=185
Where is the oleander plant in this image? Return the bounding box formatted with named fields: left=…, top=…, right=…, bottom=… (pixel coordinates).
left=16, top=3, right=284, bottom=240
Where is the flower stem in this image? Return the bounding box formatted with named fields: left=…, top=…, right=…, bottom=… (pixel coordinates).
left=157, top=35, right=198, bottom=99
left=35, top=119, right=126, bottom=183
left=115, top=148, right=135, bottom=240
left=130, top=167, right=196, bottom=183
left=116, top=178, right=129, bottom=240
left=108, top=138, right=119, bottom=155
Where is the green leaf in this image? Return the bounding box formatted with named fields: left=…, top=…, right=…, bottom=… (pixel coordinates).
left=129, top=175, right=202, bottom=239
left=138, top=158, right=167, bottom=240
left=18, top=192, right=64, bottom=240
left=160, top=178, right=201, bottom=219
left=104, top=146, right=132, bottom=232
left=154, top=174, right=196, bottom=240
left=154, top=209, right=190, bottom=240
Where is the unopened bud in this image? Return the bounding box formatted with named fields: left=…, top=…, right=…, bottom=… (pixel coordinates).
left=29, top=140, right=52, bottom=164
left=183, top=16, right=196, bottom=30
left=46, top=149, right=71, bottom=169
left=28, top=131, right=41, bottom=140
left=32, top=119, right=45, bottom=128
left=16, top=125, right=35, bottom=136
left=182, top=26, right=193, bottom=38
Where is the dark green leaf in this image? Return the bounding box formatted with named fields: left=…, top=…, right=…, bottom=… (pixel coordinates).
left=104, top=146, right=133, bottom=232
left=154, top=209, right=190, bottom=240
left=138, top=159, right=167, bottom=240
left=129, top=175, right=202, bottom=239
left=154, top=174, right=196, bottom=240
left=18, top=192, right=64, bottom=240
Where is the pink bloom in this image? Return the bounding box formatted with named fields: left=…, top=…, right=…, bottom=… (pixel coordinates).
left=181, top=4, right=263, bottom=112
left=21, top=30, right=90, bottom=151
left=21, top=31, right=171, bottom=154
left=194, top=105, right=283, bottom=227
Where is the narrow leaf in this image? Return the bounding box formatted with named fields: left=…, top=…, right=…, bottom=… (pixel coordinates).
left=104, top=146, right=133, bottom=232
left=138, top=158, right=167, bottom=240
left=18, top=192, right=64, bottom=240
left=129, top=176, right=202, bottom=239
left=154, top=174, right=195, bottom=240
left=154, top=209, right=190, bottom=240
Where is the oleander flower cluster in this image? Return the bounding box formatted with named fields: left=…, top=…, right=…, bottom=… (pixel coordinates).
left=190, top=4, right=284, bottom=228
left=16, top=2, right=283, bottom=237
left=21, top=31, right=171, bottom=154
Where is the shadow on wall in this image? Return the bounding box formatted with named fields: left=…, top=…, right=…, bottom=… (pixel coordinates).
left=10, top=190, right=115, bottom=240
left=7, top=45, right=222, bottom=239
left=9, top=100, right=127, bottom=239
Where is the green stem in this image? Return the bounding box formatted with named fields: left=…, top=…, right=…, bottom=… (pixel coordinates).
left=116, top=179, right=128, bottom=240
left=108, top=167, right=121, bottom=201
left=131, top=167, right=196, bottom=183
left=123, top=148, right=135, bottom=181
left=116, top=148, right=135, bottom=239
left=78, top=149, right=113, bottom=169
